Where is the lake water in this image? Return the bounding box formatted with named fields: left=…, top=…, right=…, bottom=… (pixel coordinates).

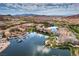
left=48, top=26, right=58, bottom=33
left=0, top=32, right=71, bottom=56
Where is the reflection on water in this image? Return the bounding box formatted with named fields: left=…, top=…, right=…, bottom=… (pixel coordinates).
left=0, top=32, right=70, bottom=56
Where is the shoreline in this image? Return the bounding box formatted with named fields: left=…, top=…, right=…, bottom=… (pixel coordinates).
left=0, top=40, right=10, bottom=53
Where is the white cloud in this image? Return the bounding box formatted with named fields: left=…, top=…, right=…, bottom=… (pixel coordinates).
left=0, top=3, right=79, bottom=16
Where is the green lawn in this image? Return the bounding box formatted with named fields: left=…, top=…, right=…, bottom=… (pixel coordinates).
left=68, top=25, right=79, bottom=39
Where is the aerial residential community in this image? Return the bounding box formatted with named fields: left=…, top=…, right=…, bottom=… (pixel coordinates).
left=0, top=3, right=79, bottom=56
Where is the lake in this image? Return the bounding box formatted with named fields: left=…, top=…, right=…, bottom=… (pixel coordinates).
left=0, top=32, right=71, bottom=56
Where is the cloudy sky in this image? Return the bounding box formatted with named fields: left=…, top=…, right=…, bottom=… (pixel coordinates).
left=0, top=3, right=79, bottom=16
